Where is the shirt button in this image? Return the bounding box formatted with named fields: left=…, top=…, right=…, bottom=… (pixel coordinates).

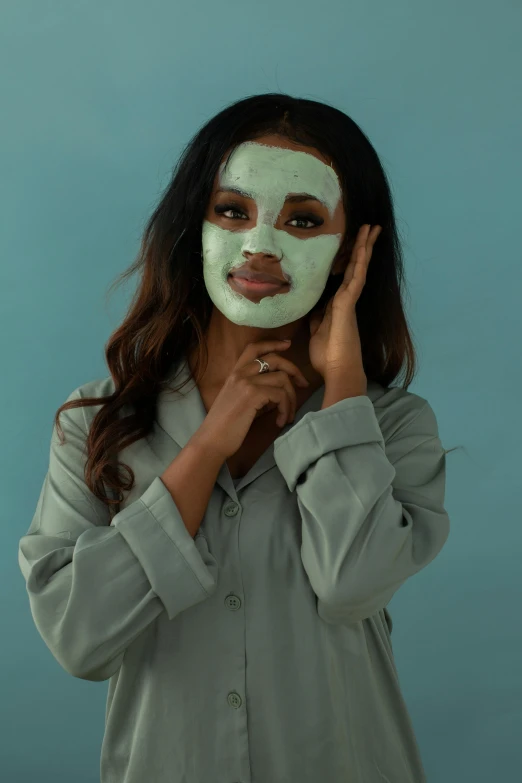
left=224, top=502, right=240, bottom=517
left=227, top=692, right=242, bottom=709
left=224, top=594, right=242, bottom=611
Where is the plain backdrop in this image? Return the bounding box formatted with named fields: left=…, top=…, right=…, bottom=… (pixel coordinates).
left=2, top=1, right=520, bottom=780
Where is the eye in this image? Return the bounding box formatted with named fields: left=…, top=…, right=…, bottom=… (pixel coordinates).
left=214, top=203, right=248, bottom=220
left=287, top=214, right=323, bottom=230
left=213, top=203, right=324, bottom=230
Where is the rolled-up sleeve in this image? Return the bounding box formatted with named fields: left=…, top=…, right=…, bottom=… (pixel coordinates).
left=18, top=388, right=218, bottom=681
left=274, top=394, right=450, bottom=624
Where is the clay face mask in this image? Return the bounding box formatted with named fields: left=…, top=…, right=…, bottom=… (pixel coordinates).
left=201, top=141, right=343, bottom=328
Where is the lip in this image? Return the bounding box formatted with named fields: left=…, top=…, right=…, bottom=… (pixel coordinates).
left=228, top=274, right=288, bottom=295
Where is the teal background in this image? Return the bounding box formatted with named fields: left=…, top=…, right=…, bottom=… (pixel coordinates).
left=3, top=1, right=520, bottom=780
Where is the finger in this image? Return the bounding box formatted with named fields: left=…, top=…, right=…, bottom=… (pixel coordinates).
left=255, top=371, right=297, bottom=424
left=264, top=354, right=310, bottom=388
left=244, top=339, right=293, bottom=359
left=238, top=339, right=292, bottom=370
left=359, top=245, right=371, bottom=274
left=259, top=385, right=291, bottom=428
left=245, top=353, right=309, bottom=388
left=365, top=230, right=380, bottom=264
left=356, top=224, right=371, bottom=249
left=348, top=244, right=367, bottom=275
left=367, top=225, right=382, bottom=247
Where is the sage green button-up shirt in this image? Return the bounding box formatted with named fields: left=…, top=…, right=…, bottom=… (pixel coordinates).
left=18, top=356, right=450, bottom=783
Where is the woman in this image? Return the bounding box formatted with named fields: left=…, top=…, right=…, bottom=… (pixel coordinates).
left=18, top=94, right=450, bottom=783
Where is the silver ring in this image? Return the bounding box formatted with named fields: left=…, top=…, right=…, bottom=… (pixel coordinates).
left=255, top=358, right=270, bottom=374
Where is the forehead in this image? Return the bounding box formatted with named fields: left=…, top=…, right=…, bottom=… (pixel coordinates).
left=217, top=141, right=341, bottom=218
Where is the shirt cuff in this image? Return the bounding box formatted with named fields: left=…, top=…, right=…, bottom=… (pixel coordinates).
left=112, top=476, right=218, bottom=619
left=274, top=396, right=384, bottom=492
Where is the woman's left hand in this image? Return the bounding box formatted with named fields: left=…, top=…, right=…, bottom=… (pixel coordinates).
left=308, top=223, right=382, bottom=386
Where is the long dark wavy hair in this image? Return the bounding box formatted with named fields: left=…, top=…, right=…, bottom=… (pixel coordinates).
left=54, top=92, right=425, bottom=521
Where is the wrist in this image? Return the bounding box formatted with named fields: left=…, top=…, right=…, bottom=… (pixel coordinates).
left=188, top=430, right=228, bottom=465
left=321, top=374, right=367, bottom=408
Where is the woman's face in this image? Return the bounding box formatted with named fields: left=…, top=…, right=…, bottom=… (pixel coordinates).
left=201, top=134, right=348, bottom=329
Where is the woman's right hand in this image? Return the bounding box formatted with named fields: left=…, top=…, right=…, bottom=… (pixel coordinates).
left=193, top=339, right=310, bottom=461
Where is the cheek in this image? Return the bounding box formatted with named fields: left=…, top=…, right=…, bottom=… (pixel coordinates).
left=202, top=229, right=243, bottom=266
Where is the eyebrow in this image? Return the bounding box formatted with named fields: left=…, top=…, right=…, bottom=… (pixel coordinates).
left=216, top=187, right=326, bottom=207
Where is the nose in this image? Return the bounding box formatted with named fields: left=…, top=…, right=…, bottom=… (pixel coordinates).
left=240, top=221, right=281, bottom=259
left=242, top=250, right=278, bottom=262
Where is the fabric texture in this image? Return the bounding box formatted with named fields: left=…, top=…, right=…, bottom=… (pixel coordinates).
left=18, top=355, right=450, bottom=783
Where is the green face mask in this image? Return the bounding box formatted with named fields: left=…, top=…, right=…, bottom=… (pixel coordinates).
left=201, top=141, right=343, bottom=328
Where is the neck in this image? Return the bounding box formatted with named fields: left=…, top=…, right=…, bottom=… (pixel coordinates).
left=188, top=312, right=323, bottom=391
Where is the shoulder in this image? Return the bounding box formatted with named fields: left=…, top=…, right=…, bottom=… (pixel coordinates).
left=58, top=374, right=117, bottom=432
left=367, top=380, right=441, bottom=440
